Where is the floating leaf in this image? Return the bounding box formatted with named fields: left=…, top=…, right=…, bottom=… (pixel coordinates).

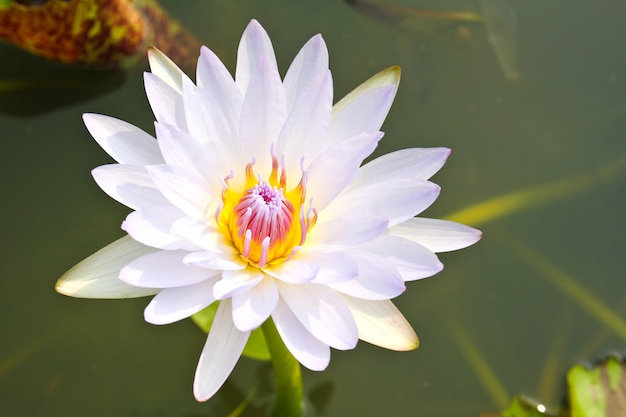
left=568, top=355, right=626, bottom=417
left=0, top=0, right=200, bottom=70
left=485, top=355, right=626, bottom=417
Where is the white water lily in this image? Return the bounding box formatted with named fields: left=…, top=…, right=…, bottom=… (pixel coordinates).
left=56, top=19, right=481, bottom=402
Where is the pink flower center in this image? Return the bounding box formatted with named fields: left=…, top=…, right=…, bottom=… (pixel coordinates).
left=217, top=152, right=317, bottom=268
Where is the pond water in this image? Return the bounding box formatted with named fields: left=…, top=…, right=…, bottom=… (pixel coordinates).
left=1, top=0, right=626, bottom=416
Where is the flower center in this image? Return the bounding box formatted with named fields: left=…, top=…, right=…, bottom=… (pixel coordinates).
left=216, top=151, right=317, bottom=268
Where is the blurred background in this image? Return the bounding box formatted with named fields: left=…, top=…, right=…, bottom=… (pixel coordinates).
left=1, top=0, right=625, bottom=416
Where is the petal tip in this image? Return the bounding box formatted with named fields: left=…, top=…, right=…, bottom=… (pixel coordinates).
left=54, top=276, right=78, bottom=297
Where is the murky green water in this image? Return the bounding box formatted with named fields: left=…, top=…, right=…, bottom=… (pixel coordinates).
left=1, top=0, right=626, bottom=416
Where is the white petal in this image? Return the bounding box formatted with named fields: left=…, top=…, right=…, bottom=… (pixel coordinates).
left=351, top=147, right=451, bottom=187
left=272, top=299, right=331, bottom=371
left=144, top=72, right=187, bottom=130
left=122, top=206, right=194, bottom=250
left=341, top=296, right=418, bottom=351
left=92, top=164, right=168, bottom=211
left=277, top=69, right=332, bottom=175
left=83, top=114, right=163, bottom=165
left=231, top=276, right=279, bottom=331
left=146, top=164, right=215, bottom=219
left=197, top=46, right=241, bottom=113
left=277, top=282, right=358, bottom=350
left=329, top=66, right=400, bottom=145
left=56, top=236, right=159, bottom=299
left=235, top=19, right=279, bottom=96
left=120, top=250, right=220, bottom=288
left=389, top=217, right=483, bottom=253
left=332, top=66, right=400, bottom=115
left=308, top=210, right=388, bottom=250
left=331, top=251, right=405, bottom=300
left=183, top=80, right=241, bottom=174
left=238, top=56, right=286, bottom=174
left=283, top=34, right=329, bottom=112
left=147, top=47, right=187, bottom=94
left=263, top=260, right=319, bottom=284
left=194, top=299, right=249, bottom=401
left=184, top=250, right=246, bottom=271
left=327, top=179, right=441, bottom=227
left=300, top=251, right=358, bottom=285
left=329, top=85, right=396, bottom=145
left=193, top=46, right=242, bottom=168
left=213, top=267, right=264, bottom=299
left=307, top=131, right=383, bottom=211
left=144, top=277, right=220, bottom=325
left=170, top=217, right=226, bottom=252
left=359, top=235, right=443, bottom=281
left=154, top=121, right=223, bottom=196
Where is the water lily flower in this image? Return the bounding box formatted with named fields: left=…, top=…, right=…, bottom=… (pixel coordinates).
left=56, top=19, right=481, bottom=402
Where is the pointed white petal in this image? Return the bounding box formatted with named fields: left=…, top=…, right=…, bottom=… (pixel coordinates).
left=146, top=164, right=215, bottom=219
left=213, top=267, right=265, bottom=299
left=83, top=114, right=163, bottom=165
left=330, top=66, right=400, bottom=144
left=144, top=277, right=219, bottom=325
left=277, top=69, right=333, bottom=175
left=278, top=282, right=358, bottom=350
left=272, top=299, right=331, bottom=371
left=120, top=250, right=220, bottom=288
left=389, top=217, right=483, bottom=253
left=56, top=236, right=159, bottom=299
left=328, top=179, right=441, bottom=227
left=359, top=235, right=443, bottom=281
left=122, top=206, right=194, bottom=250
left=263, top=260, right=319, bottom=284
left=92, top=164, right=168, bottom=211
left=194, top=299, right=249, bottom=401
left=235, top=19, right=279, bottom=96
left=329, top=85, right=396, bottom=145
left=351, top=147, right=451, bottom=187
left=341, top=296, right=418, bottom=351
left=154, top=121, right=223, bottom=196
left=307, top=131, right=383, bottom=210
left=197, top=46, right=241, bottom=112
left=239, top=56, right=286, bottom=173
left=299, top=251, right=358, bottom=285
left=184, top=250, right=246, bottom=271
left=332, top=66, right=399, bottom=118
left=170, top=218, right=224, bottom=251
left=194, top=46, right=242, bottom=168
left=147, top=47, right=187, bottom=94
left=331, top=251, right=405, bottom=300
left=231, top=276, right=279, bottom=331
left=283, top=34, right=329, bottom=111
left=144, top=72, right=187, bottom=130
left=308, top=210, right=388, bottom=250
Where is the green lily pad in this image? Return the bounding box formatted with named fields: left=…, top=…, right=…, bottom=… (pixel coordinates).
left=488, top=355, right=626, bottom=417
left=191, top=302, right=271, bottom=361
left=568, top=355, right=626, bottom=417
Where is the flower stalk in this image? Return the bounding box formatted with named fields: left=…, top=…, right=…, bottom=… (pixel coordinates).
left=262, top=319, right=303, bottom=417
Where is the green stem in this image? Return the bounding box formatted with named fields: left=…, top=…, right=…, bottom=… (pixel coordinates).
left=261, top=319, right=303, bottom=417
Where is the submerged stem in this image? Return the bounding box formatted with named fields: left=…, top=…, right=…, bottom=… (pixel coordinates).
left=261, top=319, right=303, bottom=417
